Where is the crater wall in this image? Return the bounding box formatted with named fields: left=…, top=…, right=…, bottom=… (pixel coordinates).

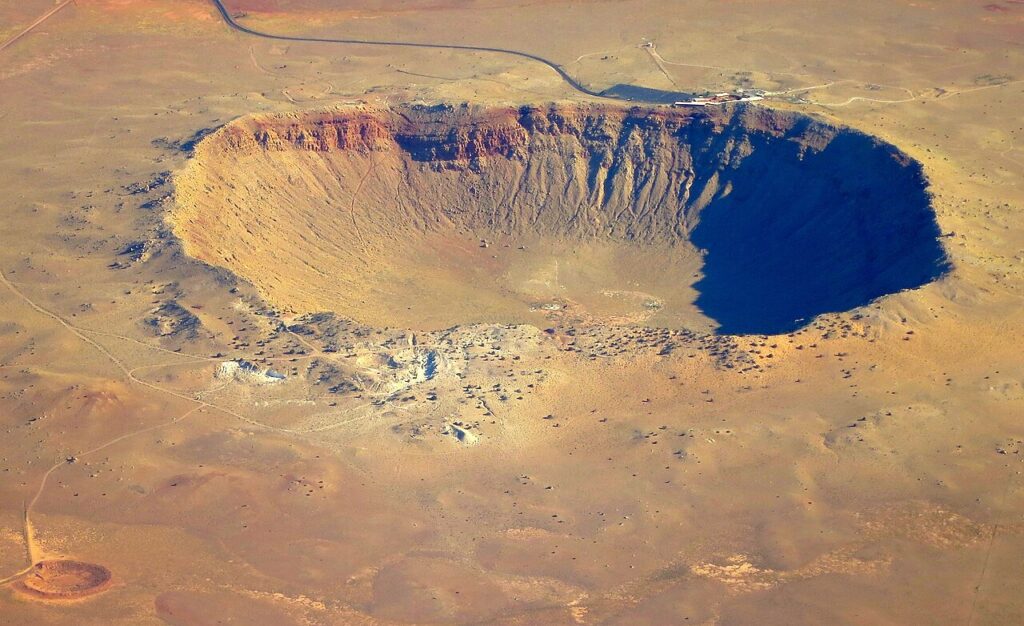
left=171, top=103, right=948, bottom=334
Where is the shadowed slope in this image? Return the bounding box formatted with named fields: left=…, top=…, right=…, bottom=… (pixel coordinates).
left=686, top=122, right=947, bottom=334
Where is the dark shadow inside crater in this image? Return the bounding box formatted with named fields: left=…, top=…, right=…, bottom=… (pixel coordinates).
left=689, top=129, right=949, bottom=335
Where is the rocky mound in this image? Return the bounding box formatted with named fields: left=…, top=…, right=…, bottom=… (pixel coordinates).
left=171, top=103, right=947, bottom=335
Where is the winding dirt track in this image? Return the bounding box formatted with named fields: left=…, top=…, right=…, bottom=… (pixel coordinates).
left=0, top=260, right=463, bottom=587
left=0, top=0, right=74, bottom=53
left=207, top=0, right=613, bottom=100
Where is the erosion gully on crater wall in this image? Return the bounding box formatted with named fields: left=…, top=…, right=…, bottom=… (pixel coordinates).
left=170, top=102, right=949, bottom=335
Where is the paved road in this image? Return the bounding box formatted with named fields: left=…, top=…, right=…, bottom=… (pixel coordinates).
left=208, top=0, right=611, bottom=100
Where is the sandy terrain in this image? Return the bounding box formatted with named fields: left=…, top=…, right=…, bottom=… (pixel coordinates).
left=0, top=0, right=1022, bottom=624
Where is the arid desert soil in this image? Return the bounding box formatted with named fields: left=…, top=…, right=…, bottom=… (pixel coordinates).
left=1, top=1, right=1023, bottom=624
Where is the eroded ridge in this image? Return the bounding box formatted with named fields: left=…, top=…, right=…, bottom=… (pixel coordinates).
left=171, top=103, right=948, bottom=334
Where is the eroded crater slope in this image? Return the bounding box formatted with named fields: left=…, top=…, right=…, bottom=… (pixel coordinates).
left=171, top=103, right=947, bottom=334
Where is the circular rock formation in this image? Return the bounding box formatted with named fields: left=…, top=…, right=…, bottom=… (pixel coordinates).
left=171, top=103, right=948, bottom=335
left=14, top=560, right=112, bottom=600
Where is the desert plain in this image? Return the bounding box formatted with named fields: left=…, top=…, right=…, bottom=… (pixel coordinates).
left=0, top=1, right=1023, bottom=624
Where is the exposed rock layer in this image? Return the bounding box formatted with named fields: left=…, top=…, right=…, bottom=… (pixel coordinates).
left=171, top=103, right=947, bottom=334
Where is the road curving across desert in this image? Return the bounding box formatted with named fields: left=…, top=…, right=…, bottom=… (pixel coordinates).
left=207, top=0, right=618, bottom=101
